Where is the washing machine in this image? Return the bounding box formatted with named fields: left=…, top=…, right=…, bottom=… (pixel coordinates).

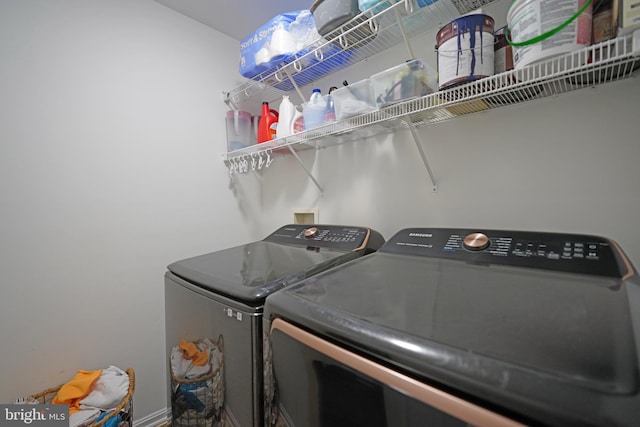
left=264, top=227, right=640, bottom=427
left=164, top=224, right=384, bottom=426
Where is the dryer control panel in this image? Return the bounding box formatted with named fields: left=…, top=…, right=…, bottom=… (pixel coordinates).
left=264, top=224, right=384, bottom=253
left=382, top=228, right=634, bottom=278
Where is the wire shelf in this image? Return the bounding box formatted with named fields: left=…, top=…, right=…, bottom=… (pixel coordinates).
left=223, top=30, right=639, bottom=169
left=223, top=0, right=497, bottom=106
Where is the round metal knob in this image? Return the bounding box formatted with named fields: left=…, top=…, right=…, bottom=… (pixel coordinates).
left=463, top=232, right=490, bottom=251
left=304, top=227, right=319, bottom=238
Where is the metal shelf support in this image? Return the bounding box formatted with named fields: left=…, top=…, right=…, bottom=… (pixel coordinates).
left=287, top=146, right=324, bottom=195
left=405, top=120, right=437, bottom=192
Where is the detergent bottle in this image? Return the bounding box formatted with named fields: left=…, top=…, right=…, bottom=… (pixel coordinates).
left=276, top=95, right=295, bottom=139
left=325, top=86, right=337, bottom=123
left=257, top=102, right=279, bottom=143
left=291, top=106, right=304, bottom=134
left=302, top=88, right=326, bottom=130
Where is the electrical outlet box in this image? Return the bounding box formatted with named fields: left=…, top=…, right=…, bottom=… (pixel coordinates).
left=292, top=208, right=319, bottom=224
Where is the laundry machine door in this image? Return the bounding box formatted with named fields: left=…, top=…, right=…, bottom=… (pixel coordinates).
left=165, top=272, right=262, bottom=427
left=268, top=319, right=523, bottom=427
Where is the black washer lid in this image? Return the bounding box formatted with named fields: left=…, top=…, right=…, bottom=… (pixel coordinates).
left=265, top=229, right=640, bottom=425
left=281, top=253, right=636, bottom=391
left=168, top=241, right=351, bottom=304
left=168, top=224, right=383, bottom=304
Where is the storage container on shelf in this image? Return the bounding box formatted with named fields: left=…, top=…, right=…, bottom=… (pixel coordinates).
left=436, top=14, right=496, bottom=90
left=506, top=0, right=593, bottom=70
left=225, top=110, right=253, bottom=151
left=302, top=88, right=327, bottom=130
left=311, top=0, right=361, bottom=35
left=311, top=0, right=376, bottom=48
left=371, top=59, right=436, bottom=106
left=358, top=0, right=392, bottom=14
left=332, top=79, right=378, bottom=120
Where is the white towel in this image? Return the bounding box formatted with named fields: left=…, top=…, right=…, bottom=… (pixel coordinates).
left=171, top=344, right=211, bottom=380
left=79, top=366, right=129, bottom=411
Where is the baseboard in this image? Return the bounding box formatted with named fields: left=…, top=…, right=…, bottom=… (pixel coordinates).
left=133, top=408, right=169, bottom=427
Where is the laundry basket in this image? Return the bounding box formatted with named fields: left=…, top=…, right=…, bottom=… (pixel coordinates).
left=170, top=336, right=224, bottom=427
left=29, top=368, right=135, bottom=427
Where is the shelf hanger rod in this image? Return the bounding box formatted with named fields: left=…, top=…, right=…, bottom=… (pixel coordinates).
left=405, top=120, right=437, bottom=192
left=394, top=0, right=415, bottom=59
left=223, top=91, right=240, bottom=111
left=283, top=67, right=307, bottom=102
left=287, top=146, right=324, bottom=195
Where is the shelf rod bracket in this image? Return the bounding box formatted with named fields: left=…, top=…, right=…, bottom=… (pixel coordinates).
left=394, top=0, right=415, bottom=59
left=405, top=120, right=437, bottom=192
left=287, top=146, right=324, bottom=195
left=222, top=91, right=239, bottom=111
left=282, top=67, right=307, bottom=102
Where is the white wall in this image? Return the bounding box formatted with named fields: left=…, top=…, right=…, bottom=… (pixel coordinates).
left=0, top=0, right=261, bottom=421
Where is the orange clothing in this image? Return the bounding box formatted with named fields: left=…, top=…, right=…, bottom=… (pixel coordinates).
left=180, top=339, right=208, bottom=366
left=52, top=369, right=102, bottom=414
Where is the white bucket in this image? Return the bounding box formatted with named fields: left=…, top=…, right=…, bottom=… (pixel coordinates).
left=507, top=0, right=593, bottom=70
left=436, top=14, right=496, bottom=90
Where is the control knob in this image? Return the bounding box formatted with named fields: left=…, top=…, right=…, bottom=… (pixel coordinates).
left=463, top=232, right=490, bottom=251
left=304, top=227, right=319, bottom=238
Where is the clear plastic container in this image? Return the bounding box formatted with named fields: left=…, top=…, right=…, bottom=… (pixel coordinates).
left=225, top=110, right=253, bottom=151
left=332, top=79, right=377, bottom=120
left=370, top=59, right=436, bottom=106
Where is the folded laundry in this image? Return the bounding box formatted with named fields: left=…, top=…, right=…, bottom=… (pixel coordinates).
left=52, top=369, right=102, bottom=414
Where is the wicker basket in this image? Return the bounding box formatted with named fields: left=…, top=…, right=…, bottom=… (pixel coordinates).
left=29, top=368, right=135, bottom=427
left=170, top=336, right=224, bottom=427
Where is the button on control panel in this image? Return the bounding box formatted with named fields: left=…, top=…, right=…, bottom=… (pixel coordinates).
left=265, top=224, right=370, bottom=251
left=296, top=227, right=363, bottom=245
left=383, top=228, right=625, bottom=278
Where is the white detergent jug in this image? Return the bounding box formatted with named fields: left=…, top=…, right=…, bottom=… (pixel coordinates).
left=276, top=95, right=295, bottom=139
left=291, top=107, right=304, bottom=134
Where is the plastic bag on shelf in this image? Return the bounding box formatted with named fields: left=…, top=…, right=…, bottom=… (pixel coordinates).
left=240, top=10, right=318, bottom=79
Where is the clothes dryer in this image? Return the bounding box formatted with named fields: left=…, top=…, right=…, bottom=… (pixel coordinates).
left=264, top=228, right=640, bottom=426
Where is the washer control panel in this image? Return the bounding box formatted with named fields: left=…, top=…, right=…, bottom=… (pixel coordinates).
left=382, top=228, right=631, bottom=278
left=265, top=224, right=382, bottom=252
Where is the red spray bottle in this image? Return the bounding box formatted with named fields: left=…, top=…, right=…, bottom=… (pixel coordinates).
left=257, top=102, right=279, bottom=143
